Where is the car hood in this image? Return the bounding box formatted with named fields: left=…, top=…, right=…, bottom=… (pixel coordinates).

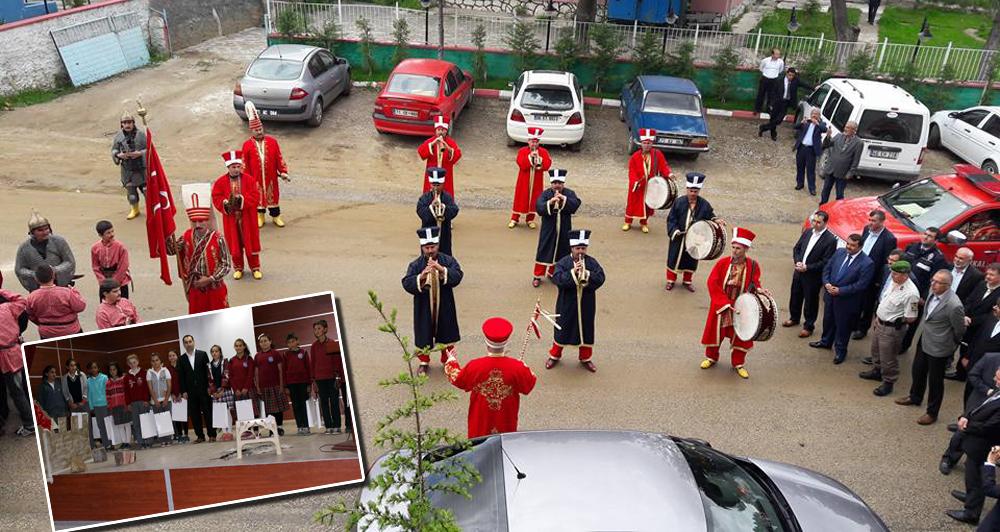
left=819, top=195, right=914, bottom=241
left=638, top=112, right=709, bottom=136
left=749, top=459, right=888, bottom=531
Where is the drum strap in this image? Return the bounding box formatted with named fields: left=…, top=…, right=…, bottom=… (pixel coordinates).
left=747, top=259, right=759, bottom=293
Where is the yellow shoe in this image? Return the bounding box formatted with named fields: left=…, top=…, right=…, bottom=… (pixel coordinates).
left=700, top=358, right=716, bottom=369
left=736, top=366, right=750, bottom=379
left=508, top=220, right=516, bottom=229
left=272, top=215, right=285, bottom=228
left=233, top=270, right=243, bottom=280
left=126, top=205, right=140, bottom=220
left=257, top=212, right=265, bottom=228
left=641, top=225, right=649, bottom=233
left=252, top=270, right=263, bottom=280
left=621, top=223, right=631, bottom=232
left=527, top=221, right=537, bottom=229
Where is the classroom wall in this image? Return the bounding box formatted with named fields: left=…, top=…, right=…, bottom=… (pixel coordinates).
left=176, top=306, right=257, bottom=360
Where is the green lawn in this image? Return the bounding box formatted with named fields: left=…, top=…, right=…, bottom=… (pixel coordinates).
left=878, top=7, right=993, bottom=49
left=1, top=86, right=76, bottom=110
left=754, top=8, right=860, bottom=39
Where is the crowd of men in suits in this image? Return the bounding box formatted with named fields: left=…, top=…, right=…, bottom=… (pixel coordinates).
left=784, top=207, right=1000, bottom=526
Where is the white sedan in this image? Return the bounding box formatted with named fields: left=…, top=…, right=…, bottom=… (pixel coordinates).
left=506, top=70, right=585, bottom=151
left=929, top=106, right=1000, bottom=174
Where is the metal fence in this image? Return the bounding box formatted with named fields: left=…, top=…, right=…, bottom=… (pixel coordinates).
left=266, top=0, right=998, bottom=82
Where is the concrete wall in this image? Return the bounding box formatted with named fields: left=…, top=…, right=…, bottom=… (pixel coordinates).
left=0, top=0, right=150, bottom=96
left=149, top=0, right=262, bottom=52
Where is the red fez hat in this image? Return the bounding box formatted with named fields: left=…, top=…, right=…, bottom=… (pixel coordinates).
left=482, top=317, right=513, bottom=349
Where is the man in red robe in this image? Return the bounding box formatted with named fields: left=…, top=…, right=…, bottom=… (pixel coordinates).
left=444, top=316, right=537, bottom=438
left=212, top=150, right=262, bottom=280
left=509, top=126, right=551, bottom=229
left=624, top=128, right=671, bottom=233
left=241, top=102, right=290, bottom=229
left=417, top=116, right=462, bottom=198
left=179, top=183, right=232, bottom=314
left=700, top=227, right=770, bottom=379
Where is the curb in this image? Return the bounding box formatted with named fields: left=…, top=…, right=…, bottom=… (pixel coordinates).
left=351, top=81, right=794, bottom=122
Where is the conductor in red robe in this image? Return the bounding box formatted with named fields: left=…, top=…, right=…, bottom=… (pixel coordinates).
left=241, top=102, right=290, bottom=228
left=509, top=127, right=551, bottom=229
left=444, top=316, right=537, bottom=438
left=212, top=150, right=263, bottom=280
left=700, top=227, right=770, bottom=379
left=417, top=116, right=462, bottom=198
left=624, top=128, right=671, bottom=233
left=179, top=183, right=232, bottom=314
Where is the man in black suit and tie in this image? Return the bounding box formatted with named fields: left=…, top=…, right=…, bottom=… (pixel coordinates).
left=793, top=108, right=827, bottom=195
left=978, top=447, right=1000, bottom=530
left=177, top=334, right=215, bottom=443
left=783, top=210, right=836, bottom=338
left=943, top=366, right=1000, bottom=525
left=852, top=209, right=898, bottom=340
left=962, top=304, right=1000, bottom=390
left=947, top=248, right=986, bottom=380
left=810, top=234, right=875, bottom=364
left=960, top=264, right=1000, bottom=366
left=942, top=351, right=1000, bottom=471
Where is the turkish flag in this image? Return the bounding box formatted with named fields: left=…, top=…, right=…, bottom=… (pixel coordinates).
left=144, top=128, right=177, bottom=285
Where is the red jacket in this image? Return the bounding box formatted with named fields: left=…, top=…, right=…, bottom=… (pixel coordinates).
left=254, top=349, right=283, bottom=388
left=701, top=256, right=762, bottom=347
left=124, top=368, right=149, bottom=404
left=242, top=135, right=288, bottom=207
left=167, top=365, right=181, bottom=397
left=625, top=148, right=671, bottom=220
left=228, top=354, right=255, bottom=393
left=284, top=348, right=312, bottom=385
left=310, top=338, right=343, bottom=381
left=211, top=172, right=261, bottom=257
left=417, top=135, right=462, bottom=197
left=445, top=355, right=537, bottom=438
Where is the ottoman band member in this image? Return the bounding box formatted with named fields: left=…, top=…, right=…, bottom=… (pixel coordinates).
left=177, top=183, right=231, bottom=314
left=418, top=116, right=462, bottom=198
left=402, top=227, right=463, bottom=376
left=533, top=169, right=581, bottom=288
left=416, top=167, right=459, bottom=257
left=212, top=150, right=262, bottom=280
left=666, top=172, right=723, bottom=292
left=509, top=127, right=551, bottom=228
left=241, top=101, right=290, bottom=228
left=548, top=230, right=605, bottom=373
left=624, top=128, right=671, bottom=233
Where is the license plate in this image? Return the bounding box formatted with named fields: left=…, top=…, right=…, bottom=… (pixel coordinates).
left=261, top=109, right=278, bottom=117
left=533, top=114, right=561, bottom=121
left=660, top=138, right=685, bottom=146
left=870, top=149, right=898, bottom=160
left=393, top=109, right=418, bottom=118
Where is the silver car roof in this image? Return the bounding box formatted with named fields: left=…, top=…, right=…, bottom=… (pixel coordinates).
left=257, top=44, right=319, bottom=62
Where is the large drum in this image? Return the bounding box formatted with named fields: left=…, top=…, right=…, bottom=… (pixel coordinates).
left=733, top=291, right=778, bottom=342
left=685, top=220, right=727, bottom=260
left=644, top=176, right=677, bottom=210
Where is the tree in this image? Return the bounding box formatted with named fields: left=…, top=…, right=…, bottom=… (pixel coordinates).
left=588, top=23, right=624, bottom=93
left=830, top=0, right=859, bottom=43
left=632, top=31, right=664, bottom=75
left=977, top=2, right=1000, bottom=79
left=315, top=292, right=481, bottom=531
left=471, top=23, right=488, bottom=82
left=980, top=51, right=1000, bottom=105
left=665, top=40, right=696, bottom=80
left=316, top=19, right=340, bottom=55
left=277, top=9, right=307, bottom=37
left=504, top=17, right=541, bottom=74
left=845, top=51, right=874, bottom=80
left=918, top=63, right=956, bottom=112
left=356, top=17, right=377, bottom=78
left=576, top=0, right=597, bottom=22
left=799, top=49, right=832, bottom=91
left=554, top=27, right=581, bottom=72
left=391, top=19, right=411, bottom=67
left=711, top=44, right=740, bottom=103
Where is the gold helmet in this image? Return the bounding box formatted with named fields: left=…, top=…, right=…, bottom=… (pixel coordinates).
left=121, top=110, right=135, bottom=123
left=28, top=210, right=50, bottom=232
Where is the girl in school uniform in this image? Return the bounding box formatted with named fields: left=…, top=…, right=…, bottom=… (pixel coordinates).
left=254, top=333, right=288, bottom=436
left=228, top=338, right=256, bottom=432
left=123, top=354, right=150, bottom=449
left=146, top=354, right=172, bottom=446
left=86, top=361, right=111, bottom=450
left=105, top=361, right=130, bottom=449
left=207, top=344, right=235, bottom=439
left=283, top=333, right=313, bottom=435
left=166, top=350, right=188, bottom=443
left=38, top=365, right=68, bottom=428
left=60, top=358, right=88, bottom=430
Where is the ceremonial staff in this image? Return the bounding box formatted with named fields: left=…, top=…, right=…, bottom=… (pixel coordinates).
left=519, top=298, right=560, bottom=361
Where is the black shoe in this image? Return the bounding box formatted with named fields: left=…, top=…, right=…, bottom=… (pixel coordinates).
left=770, top=131, right=777, bottom=141
left=944, top=371, right=965, bottom=382
left=851, top=330, right=867, bottom=340
left=809, top=341, right=831, bottom=349
left=809, top=189, right=816, bottom=196
left=758, top=128, right=764, bottom=137
left=952, top=490, right=967, bottom=503
left=873, top=382, right=893, bottom=396
left=277, top=427, right=285, bottom=436
left=945, top=509, right=978, bottom=525
left=948, top=423, right=959, bottom=432
left=859, top=369, right=882, bottom=381
left=794, top=185, right=804, bottom=191
left=940, top=458, right=955, bottom=475
left=861, top=356, right=873, bottom=365
left=833, top=356, right=846, bottom=365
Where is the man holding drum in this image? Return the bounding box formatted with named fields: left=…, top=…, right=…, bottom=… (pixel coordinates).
left=700, top=228, right=772, bottom=379
left=624, top=129, right=672, bottom=233
left=533, top=169, right=581, bottom=288
left=548, top=230, right=605, bottom=373
left=509, top=127, right=551, bottom=229
left=666, top=172, right=724, bottom=292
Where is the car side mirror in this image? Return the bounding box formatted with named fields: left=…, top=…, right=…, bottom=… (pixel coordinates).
left=507, top=82, right=514, bottom=89
left=946, top=230, right=967, bottom=245
left=947, top=112, right=957, bottom=118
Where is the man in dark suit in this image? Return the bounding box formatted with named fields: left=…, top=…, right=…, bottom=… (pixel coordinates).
left=853, top=210, right=899, bottom=340
left=783, top=210, right=836, bottom=337
left=963, top=307, right=1000, bottom=389
left=810, top=234, right=875, bottom=364
left=900, top=227, right=951, bottom=353
left=947, top=248, right=986, bottom=380
left=943, top=366, right=1000, bottom=525
left=778, top=68, right=800, bottom=115
left=793, top=108, right=827, bottom=195
left=962, top=264, right=1000, bottom=361
left=978, top=447, right=1000, bottom=531
left=177, top=334, right=215, bottom=443
left=941, top=353, right=1000, bottom=474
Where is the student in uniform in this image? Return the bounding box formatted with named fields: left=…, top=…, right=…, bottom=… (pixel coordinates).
left=60, top=359, right=88, bottom=430
left=105, top=361, right=130, bottom=449
left=86, top=361, right=111, bottom=450
left=146, top=354, right=172, bottom=446
left=38, top=365, right=68, bottom=427
left=254, top=333, right=288, bottom=436
left=229, top=338, right=256, bottom=429
left=166, top=350, right=188, bottom=443
left=283, top=333, right=312, bottom=435
left=208, top=344, right=235, bottom=439
left=123, top=354, right=150, bottom=448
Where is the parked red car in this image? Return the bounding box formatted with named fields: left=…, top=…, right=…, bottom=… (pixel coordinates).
left=372, top=59, right=474, bottom=136
left=812, top=165, right=1000, bottom=268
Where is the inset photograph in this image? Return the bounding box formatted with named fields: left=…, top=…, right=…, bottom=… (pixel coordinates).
left=21, top=292, right=361, bottom=531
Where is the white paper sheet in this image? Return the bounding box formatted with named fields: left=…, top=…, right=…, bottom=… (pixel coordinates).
left=235, top=399, right=255, bottom=422
left=170, top=398, right=188, bottom=422
left=212, top=402, right=232, bottom=429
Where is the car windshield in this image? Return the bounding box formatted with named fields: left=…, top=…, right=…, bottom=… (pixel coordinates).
left=674, top=440, right=789, bottom=532
left=880, top=178, right=970, bottom=231
left=246, top=58, right=303, bottom=81
left=424, top=437, right=506, bottom=529
left=857, top=110, right=924, bottom=144
left=386, top=73, right=440, bottom=97
left=643, top=91, right=702, bottom=115
left=521, top=85, right=575, bottom=111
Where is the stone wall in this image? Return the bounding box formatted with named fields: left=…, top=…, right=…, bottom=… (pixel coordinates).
left=0, top=0, right=151, bottom=97
left=447, top=0, right=582, bottom=17
left=148, top=0, right=263, bottom=52
left=44, top=415, right=93, bottom=476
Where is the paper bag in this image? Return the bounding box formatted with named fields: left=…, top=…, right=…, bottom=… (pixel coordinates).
left=91, top=416, right=100, bottom=435
left=171, top=399, right=188, bottom=422
left=306, top=398, right=322, bottom=428
left=104, top=417, right=118, bottom=445
left=71, top=412, right=87, bottom=431
left=212, top=402, right=231, bottom=429
left=155, top=411, right=173, bottom=437
left=235, top=399, right=255, bottom=422
left=113, top=423, right=133, bottom=446
left=139, top=412, right=157, bottom=440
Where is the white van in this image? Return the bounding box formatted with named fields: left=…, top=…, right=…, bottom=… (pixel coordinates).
left=796, top=78, right=930, bottom=181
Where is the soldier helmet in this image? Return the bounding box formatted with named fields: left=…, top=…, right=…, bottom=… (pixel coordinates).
left=28, top=210, right=51, bottom=232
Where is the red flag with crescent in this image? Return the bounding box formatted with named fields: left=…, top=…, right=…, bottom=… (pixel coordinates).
left=144, top=128, right=177, bottom=285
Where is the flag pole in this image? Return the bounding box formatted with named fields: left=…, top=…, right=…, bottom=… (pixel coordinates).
left=518, top=297, right=542, bottom=361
